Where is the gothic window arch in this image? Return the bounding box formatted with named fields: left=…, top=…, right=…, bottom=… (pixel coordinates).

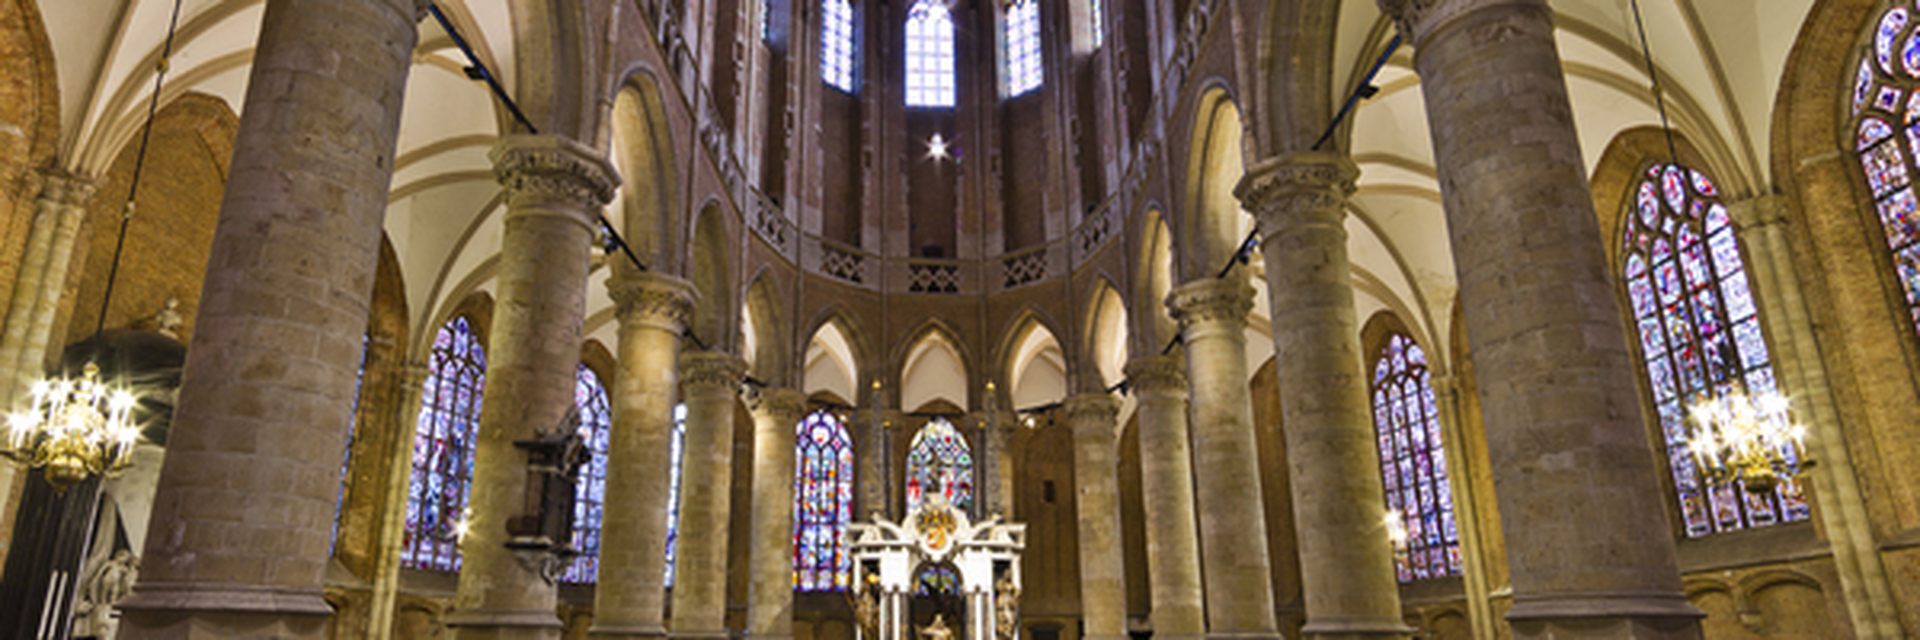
left=906, top=417, right=972, bottom=512
left=1854, top=4, right=1920, bottom=340
left=401, top=317, right=486, bottom=571
left=560, top=364, right=614, bottom=583
left=795, top=409, right=854, bottom=591
left=1368, top=333, right=1461, bottom=581
left=905, top=0, right=955, bottom=107
left=1619, top=162, right=1809, bottom=537
left=1004, top=0, right=1042, bottom=96
left=822, top=0, right=857, bottom=92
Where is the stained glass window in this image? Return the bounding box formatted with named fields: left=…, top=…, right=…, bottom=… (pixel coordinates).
left=914, top=565, right=958, bottom=596
left=1004, top=0, right=1042, bottom=96
left=905, top=0, right=955, bottom=107
left=822, top=0, right=857, bottom=92
left=666, top=403, right=688, bottom=586
left=1088, top=0, right=1104, bottom=48
left=1854, top=7, right=1920, bottom=340
left=329, top=337, right=371, bottom=554
left=402, top=318, right=486, bottom=571
left=560, top=365, right=613, bottom=583
left=1369, top=334, right=1461, bottom=582
left=906, top=417, right=972, bottom=512
left=795, top=410, right=854, bottom=591
left=1621, top=163, right=1809, bottom=537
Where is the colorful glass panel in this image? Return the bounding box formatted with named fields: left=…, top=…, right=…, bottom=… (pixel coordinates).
left=1088, top=0, right=1105, bottom=48
left=1620, top=163, right=1808, bottom=537
left=1855, top=11, right=1920, bottom=348
left=1369, top=334, right=1461, bottom=582
left=666, top=404, right=688, bottom=586
left=905, top=0, right=956, bottom=107
left=795, top=410, right=855, bottom=592
left=559, top=365, right=614, bottom=583
left=1005, top=0, right=1043, bottom=96
left=1881, top=8, right=1909, bottom=76
left=906, top=417, right=974, bottom=513
left=402, top=318, right=487, bottom=571
left=822, top=0, right=857, bottom=92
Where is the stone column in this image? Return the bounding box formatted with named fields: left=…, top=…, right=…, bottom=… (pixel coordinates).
left=1237, top=152, right=1408, bottom=638
left=447, top=135, right=619, bottom=639
left=592, top=270, right=698, bottom=638
left=1064, top=393, right=1125, bottom=640
left=112, top=0, right=426, bottom=636
left=670, top=351, right=746, bottom=640
left=369, top=362, right=432, bottom=640
left=1165, top=278, right=1280, bottom=640
left=0, top=171, right=95, bottom=407
left=1123, top=355, right=1203, bottom=640
left=746, top=387, right=809, bottom=640
left=980, top=387, right=1017, bottom=519
left=1429, top=375, right=1495, bottom=640
left=1377, top=0, right=1701, bottom=635
left=1726, top=197, right=1902, bottom=638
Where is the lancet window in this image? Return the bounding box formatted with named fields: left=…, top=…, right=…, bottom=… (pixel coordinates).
left=906, top=417, right=972, bottom=512
left=822, top=0, right=857, bottom=92
left=666, top=403, right=688, bottom=586
left=1369, top=333, right=1461, bottom=581
left=1004, top=0, right=1042, bottom=96
left=795, top=409, right=854, bottom=591
left=1620, top=163, right=1808, bottom=536
left=905, top=0, right=956, bottom=107
left=401, top=317, right=486, bottom=571
left=560, top=364, right=613, bottom=583
left=1855, top=5, right=1920, bottom=341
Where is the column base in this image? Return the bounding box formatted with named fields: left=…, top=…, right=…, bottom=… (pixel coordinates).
left=1150, top=634, right=1206, bottom=640
left=590, top=622, right=669, bottom=638
left=115, top=583, right=334, bottom=639
left=445, top=607, right=565, bottom=640
left=744, top=633, right=795, bottom=640
left=1205, top=632, right=1285, bottom=640
left=1506, top=594, right=1703, bottom=640
left=1082, top=634, right=1131, bottom=640
left=1299, top=617, right=1415, bottom=640
left=670, top=631, right=734, bottom=640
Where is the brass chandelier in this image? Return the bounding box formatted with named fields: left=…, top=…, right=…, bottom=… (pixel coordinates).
left=1687, top=391, right=1806, bottom=495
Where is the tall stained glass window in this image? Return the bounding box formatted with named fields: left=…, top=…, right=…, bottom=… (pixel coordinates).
left=906, top=417, right=972, bottom=512
left=794, top=410, right=854, bottom=591
left=1369, top=334, right=1461, bottom=582
left=1853, top=4, right=1920, bottom=339
left=402, top=317, right=486, bottom=571
left=822, top=0, right=856, bottom=92
left=560, top=365, right=613, bottom=583
left=905, top=0, right=955, bottom=107
left=1004, top=0, right=1042, bottom=96
left=665, top=404, right=689, bottom=586
left=1621, top=163, right=1809, bottom=537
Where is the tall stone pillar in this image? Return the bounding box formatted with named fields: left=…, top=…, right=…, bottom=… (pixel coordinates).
left=980, top=385, right=1016, bottom=519
left=0, top=171, right=95, bottom=407
left=1237, top=152, right=1408, bottom=638
left=1165, top=278, right=1279, bottom=640
left=1123, top=355, right=1203, bottom=640
left=447, top=135, right=619, bottom=639
left=746, top=387, right=808, bottom=640
left=592, top=270, right=698, bottom=638
left=1726, top=197, right=1902, bottom=638
left=1428, top=375, right=1496, bottom=640
left=670, top=351, right=746, bottom=640
left=369, top=362, right=432, bottom=639
left=1064, top=393, right=1125, bottom=640
left=111, top=0, right=426, bottom=637
left=1377, top=0, right=1702, bottom=635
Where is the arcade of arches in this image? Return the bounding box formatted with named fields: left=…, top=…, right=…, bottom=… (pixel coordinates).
left=0, top=0, right=1918, bottom=638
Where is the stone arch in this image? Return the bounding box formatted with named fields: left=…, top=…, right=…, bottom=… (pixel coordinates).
left=506, top=0, right=603, bottom=139
left=689, top=203, right=735, bottom=351
left=1250, top=0, right=1339, bottom=156
left=1082, top=277, right=1129, bottom=390
left=0, top=0, right=61, bottom=309
left=1180, top=86, right=1253, bottom=280
left=897, top=320, right=974, bottom=414
left=1358, top=309, right=1415, bottom=377
left=610, top=73, right=681, bottom=272
left=1000, top=313, right=1067, bottom=411
left=1590, top=127, right=1716, bottom=267
left=742, top=269, right=791, bottom=385
left=420, top=290, right=497, bottom=362
left=1132, top=207, right=1177, bottom=351
left=804, top=309, right=867, bottom=407
left=333, top=233, right=411, bottom=577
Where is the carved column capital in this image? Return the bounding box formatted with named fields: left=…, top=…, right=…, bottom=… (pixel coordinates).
left=1376, top=0, right=1544, bottom=47
left=31, top=169, right=98, bottom=209
left=491, top=134, right=621, bottom=226
left=1063, top=394, right=1120, bottom=437
left=1724, top=194, right=1792, bottom=232
left=749, top=387, right=810, bottom=424
left=1166, top=278, right=1254, bottom=331
left=679, top=351, right=745, bottom=397
left=1124, top=355, right=1187, bottom=396
left=397, top=360, right=433, bottom=388
left=608, top=270, right=699, bottom=333
left=1236, top=151, right=1358, bottom=238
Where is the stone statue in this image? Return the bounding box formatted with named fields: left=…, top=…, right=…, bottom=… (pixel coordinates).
left=851, top=573, right=881, bottom=639
left=994, top=577, right=1020, bottom=640
left=153, top=296, right=183, bottom=339
left=74, top=549, right=138, bottom=638
left=918, top=614, right=955, bottom=640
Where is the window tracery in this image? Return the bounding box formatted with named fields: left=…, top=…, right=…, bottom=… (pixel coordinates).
left=1854, top=7, right=1920, bottom=341
left=1620, top=163, right=1808, bottom=537
left=402, top=317, right=486, bottom=571
left=560, top=364, right=613, bottom=583
left=905, top=0, right=956, bottom=107
left=1005, top=0, right=1042, bottom=96
left=906, top=417, right=972, bottom=512
left=795, top=409, right=854, bottom=591
left=823, top=0, right=857, bottom=92
left=1369, top=334, right=1461, bottom=581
